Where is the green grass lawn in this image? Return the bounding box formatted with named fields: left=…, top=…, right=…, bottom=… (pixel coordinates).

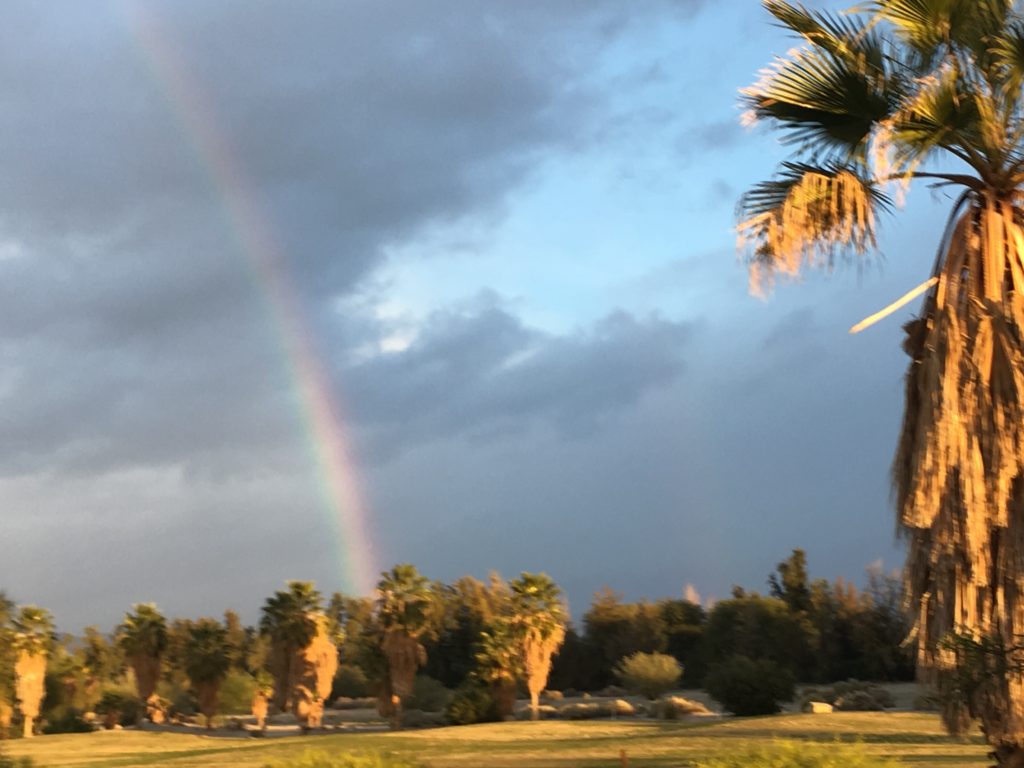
left=5, top=713, right=990, bottom=768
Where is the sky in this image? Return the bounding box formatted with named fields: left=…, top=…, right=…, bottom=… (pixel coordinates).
left=0, top=0, right=953, bottom=631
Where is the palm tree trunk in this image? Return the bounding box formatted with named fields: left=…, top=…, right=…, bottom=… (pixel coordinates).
left=22, top=716, right=32, bottom=739
left=993, top=745, right=1024, bottom=768
left=530, top=690, right=539, bottom=721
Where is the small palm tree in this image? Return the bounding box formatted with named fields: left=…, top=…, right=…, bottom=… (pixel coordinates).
left=376, top=564, right=434, bottom=729
left=12, top=606, right=54, bottom=738
left=474, top=618, right=521, bottom=718
left=259, top=581, right=322, bottom=711
left=509, top=573, right=565, bottom=721
left=117, top=604, right=168, bottom=716
left=741, top=2, right=1024, bottom=762
left=181, top=618, right=232, bottom=729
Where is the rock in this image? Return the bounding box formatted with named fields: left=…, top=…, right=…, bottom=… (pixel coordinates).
left=805, top=701, right=834, bottom=714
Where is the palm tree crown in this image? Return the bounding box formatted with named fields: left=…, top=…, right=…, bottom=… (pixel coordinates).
left=742, top=0, right=1024, bottom=758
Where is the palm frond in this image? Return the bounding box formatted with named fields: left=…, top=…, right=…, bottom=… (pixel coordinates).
left=743, top=48, right=894, bottom=160
left=738, top=162, right=890, bottom=293
left=991, top=19, right=1024, bottom=95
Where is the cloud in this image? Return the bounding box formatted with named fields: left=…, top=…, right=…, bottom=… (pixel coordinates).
left=344, top=295, right=692, bottom=458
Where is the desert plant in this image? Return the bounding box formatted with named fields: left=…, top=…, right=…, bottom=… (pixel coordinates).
left=615, top=651, right=682, bottom=699
left=740, top=1, right=1024, bottom=761
left=117, top=604, right=167, bottom=715
left=509, top=573, right=566, bottom=721
left=288, top=613, right=340, bottom=730
left=704, top=655, right=795, bottom=716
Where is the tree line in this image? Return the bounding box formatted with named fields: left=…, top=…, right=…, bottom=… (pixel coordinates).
left=0, top=549, right=912, bottom=736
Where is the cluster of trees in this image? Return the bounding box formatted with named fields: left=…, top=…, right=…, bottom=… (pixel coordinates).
left=0, top=550, right=911, bottom=736
left=0, top=566, right=568, bottom=736
left=548, top=550, right=912, bottom=695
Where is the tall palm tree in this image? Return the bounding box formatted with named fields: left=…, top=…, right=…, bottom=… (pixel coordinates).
left=259, top=581, right=322, bottom=712
left=181, top=618, right=232, bottom=729
left=474, top=617, right=521, bottom=718
left=12, top=606, right=53, bottom=738
left=376, top=564, right=434, bottom=729
left=117, top=604, right=168, bottom=716
left=740, top=2, right=1024, bottom=762
left=509, top=573, right=565, bottom=721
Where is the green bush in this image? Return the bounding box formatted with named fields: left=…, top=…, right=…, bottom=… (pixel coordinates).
left=95, top=690, right=143, bottom=727
left=694, top=740, right=898, bottom=767
left=444, top=680, right=498, bottom=726
left=614, top=652, right=682, bottom=699
left=263, top=751, right=422, bottom=768
left=800, top=680, right=895, bottom=712
left=704, top=655, right=795, bottom=716
left=332, top=665, right=371, bottom=700
left=406, top=676, right=451, bottom=713
left=218, top=669, right=258, bottom=715
left=42, top=709, right=94, bottom=734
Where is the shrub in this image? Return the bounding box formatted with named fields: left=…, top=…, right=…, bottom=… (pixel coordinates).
left=694, top=740, right=898, bottom=767
left=406, top=675, right=451, bottom=713
left=541, top=689, right=563, bottom=702
left=218, top=669, right=258, bottom=715
left=262, top=751, right=423, bottom=768
left=95, top=690, right=143, bottom=727
left=332, top=697, right=377, bottom=710
left=704, top=655, right=795, bottom=716
left=799, top=680, right=895, bottom=712
left=42, top=709, right=94, bottom=734
left=444, top=680, right=498, bottom=726
left=614, top=652, right=682, bottom=699
left=332, top=665, right=371, bottom=700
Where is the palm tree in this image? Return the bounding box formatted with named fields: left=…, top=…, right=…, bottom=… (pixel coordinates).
left=740, top=1, right=1024, bottom=762
left=12, top=606, right=53, bottom=738
left=259, top=581, right=322, bottom=711
left=474, top=618, right=521, bottom=718
left=117, top=604, right=168, bottom=717
left=181, top=618, right=232, bottom=729
left=376, top=564, right=434, bottom=729
left=509, top=573, right=565, bottom=721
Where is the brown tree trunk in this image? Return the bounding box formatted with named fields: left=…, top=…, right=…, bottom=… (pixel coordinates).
left=529, top=690, right=539, bottom=721
left=993, top=744, right=1024, bottom=768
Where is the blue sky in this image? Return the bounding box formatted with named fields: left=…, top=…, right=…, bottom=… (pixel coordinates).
left=0, top=0, right=955, bottom=629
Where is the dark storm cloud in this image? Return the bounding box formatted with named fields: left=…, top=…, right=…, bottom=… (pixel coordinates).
left=345, top=296, right=691, bottom=458
left=0, top=0, right=704, bottom=479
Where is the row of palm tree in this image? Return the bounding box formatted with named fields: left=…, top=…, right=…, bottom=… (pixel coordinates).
left=1, top=566, right=567, bottom=736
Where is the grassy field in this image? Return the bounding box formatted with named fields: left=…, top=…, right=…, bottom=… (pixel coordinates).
left=6, top=713, right=990, bottom=768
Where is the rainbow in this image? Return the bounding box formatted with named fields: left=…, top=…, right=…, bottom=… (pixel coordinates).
left=123, top=3, right=378, bottom=596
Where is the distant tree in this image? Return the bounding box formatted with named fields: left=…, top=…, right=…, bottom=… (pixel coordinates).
left=0, top=593, right=16, bottom=737
left=376, top=564, right=434, bottom=729
left=702, top=595, right=815, bottom=677
left=768, top=549, right=812, bottom=614
left=12, top=606, right=54, bottom=738
left=583, top=589, right=667, bottom=686
left=659, top=598, right=707, bottom=685
left=260, top=581, right=322, bottom=711
left=509, top=573, right=566, bottom=720
left=181, top=618, right=232, bottom=729
left=117, top=604, right=168, bottom=716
